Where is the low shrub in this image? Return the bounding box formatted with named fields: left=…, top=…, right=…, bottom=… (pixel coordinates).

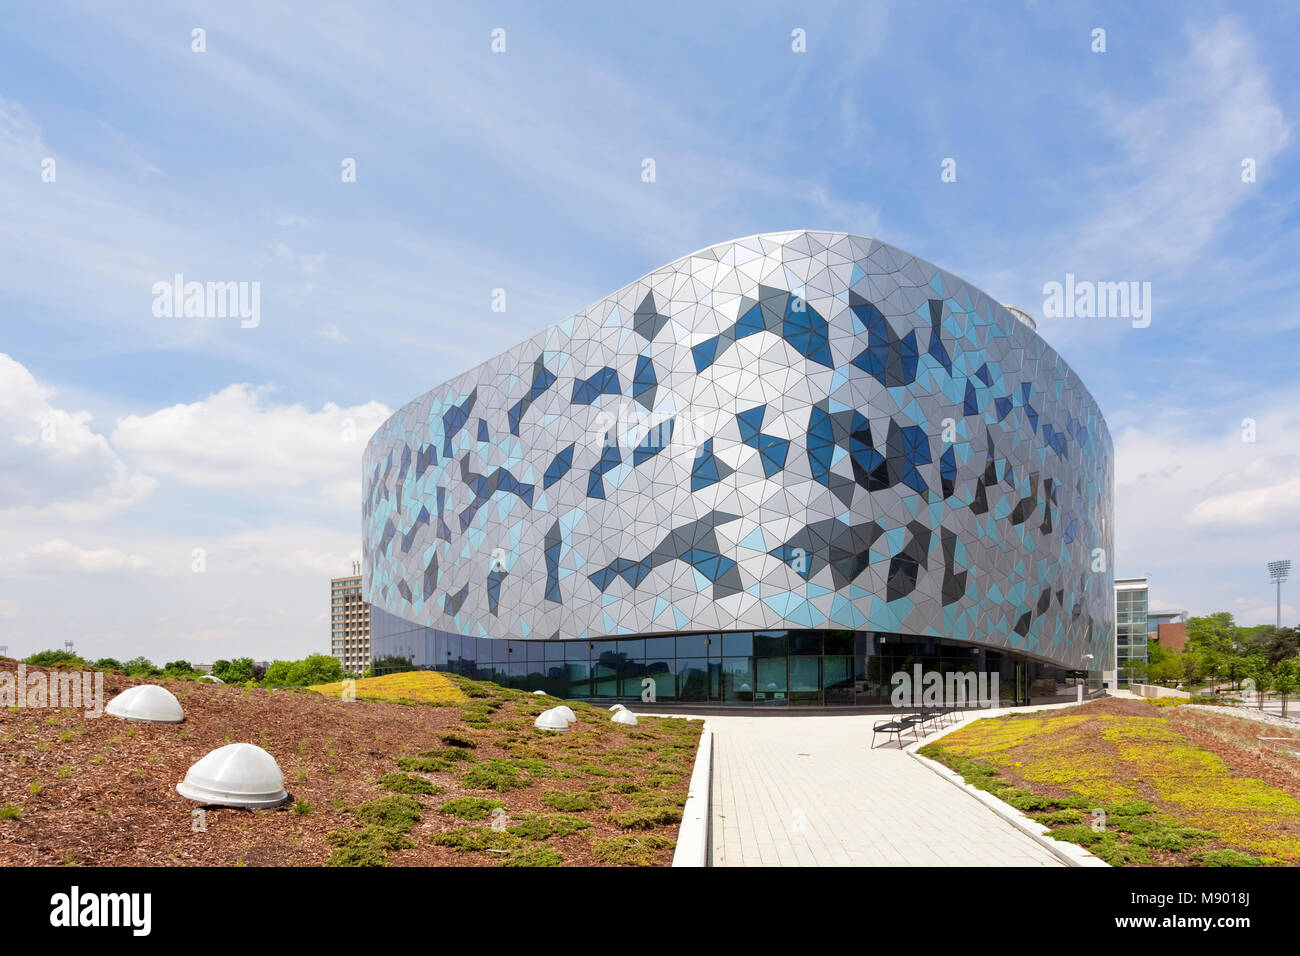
left=501, top=846, right=563, bottom=867
left=431, top=826, right=519, bottom=852
left=379, top=772, right=443, bottom=795
left=438, top=797, right=504, bottom=820
left=351, top=795, right=423, bottom=832
left=1190, top=849, right=1265, bottom=867
left=324, top=825, right=415, bottom=867
left=541, top=790, right=604, bottom=812
left=604, top=805, right=682, bottom=829
left=506, top=813, right=592, bottom=841
left=590, top=834, right=675, bottom=865
left=462, top=760, right=531, bottom=792
left=1030, top=809, right=1085, bottom=826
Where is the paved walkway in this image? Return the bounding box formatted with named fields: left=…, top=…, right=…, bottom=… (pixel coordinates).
left=708, top=715, right=1062, bottom=866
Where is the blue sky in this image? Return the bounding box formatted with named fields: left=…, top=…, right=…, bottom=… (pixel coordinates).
left=1, top=0, right=1297, bottom=663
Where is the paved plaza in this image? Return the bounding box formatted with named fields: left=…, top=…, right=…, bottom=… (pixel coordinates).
left=708, top=714, right=1063, bottom=867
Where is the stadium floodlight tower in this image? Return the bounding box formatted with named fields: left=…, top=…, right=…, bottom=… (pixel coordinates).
left=1269, top=560, right=1291, bottom=628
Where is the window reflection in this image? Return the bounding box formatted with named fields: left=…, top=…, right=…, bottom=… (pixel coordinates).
left=367, top=608, right=1092, bottom=709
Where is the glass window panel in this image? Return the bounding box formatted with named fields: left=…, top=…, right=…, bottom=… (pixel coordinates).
left=492, top=640, right=511, bottom=663
left=753, top=632, right=789, bottom=658
left=722, top=632, right=753, bottom=656
left=755, top=657, right=787, bottom=699
left=644, top=636, right=675, bottom=658
left=722, top=658, right=753, bottom=703
left=789, top=656, right=820, bottom=692
left=544, top=641, right=566, bottom=662
left=641, top=660, right=675, bottom=700
left=824, top=656, right=853, bottom=705
left=591, top=640, right=621, bottom=663
left=789, top=632, right=822, bottom=656
left=621, top=667, right=656, bottom=699
left=565, top=641, right=590, bottom=662
left=676, top=658, right=709, bottom=702
left=823, top=631, right=853, bottom=655
left=565, top=662, right=590, bottom=697
left=592, top=653, right=618, bottom=698
left=676, top=633, right=710, bottom=658
left=617, top=638, right=645, bottom=659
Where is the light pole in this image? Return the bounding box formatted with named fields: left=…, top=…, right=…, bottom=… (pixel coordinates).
left=1268, top=560, right=1291, bottom=629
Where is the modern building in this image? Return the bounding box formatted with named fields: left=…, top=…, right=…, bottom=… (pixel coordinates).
left=1115, top=576, right=1149, bottom=685
left=330, top=564, right=371, bottom=675
left=363, top=232, right=1114, bottom=708
left=1149, top=609, right=1187, bottom=653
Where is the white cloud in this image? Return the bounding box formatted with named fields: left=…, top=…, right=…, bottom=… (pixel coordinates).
left=1190, top=475, right=1300, bottom=529
left=2, top=538, right=150, bottom=576
left=1072, top=18, right=1291, bottom=276
left=0, top=353, right=154, bottom=518
left=1113, top=399, right=1300, bottom=620
left=111, top=383, right=389, bottom=492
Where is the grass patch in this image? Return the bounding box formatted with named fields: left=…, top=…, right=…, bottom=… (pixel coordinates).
left=350, top=795, right=423, bottom=833
left=604, top=806, right=683, bottom=830
left=438, top=797, right=504, bottom=821
left=324, top=825, right=415, bottom=866
left=506, top=813, right=592, bottom=841
left=590, top=834, right=676, bottom=865
left=1190, top=849, right=1265, bottom=867
left=379, top=772, right=443, bottom=795
left=500, top=846, right=563, bottom=867
left=430, top=826, right=520, bottom=852
left=396, top=752, right=470, bottom=774
left=541, top=789, right=605, bottom=812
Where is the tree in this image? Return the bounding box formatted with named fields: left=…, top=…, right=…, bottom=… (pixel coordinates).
left=162, top=660, right=198, bottom=677
left=288, top=654, right=342, bottom=686
left=1251, top=667, right=1274, bottom=711
left=1149, top=655, right=1182, bottom=686
left=93, top=658, right=124, bottom=672
left=23, top=649, right=91, bottom=669
left=122, top=656, right=159, bottom=677
left=212, top=657, right=254, bottom=683
left=1185, top=612, right=1239, bottom=656
left=261, top=654, right=343, bottom=688
left=261, top=660, right=295, bottom=687
left=1260, top=626, right=1300, bottom=667
left=1273, top=663, right=1297, bottom=719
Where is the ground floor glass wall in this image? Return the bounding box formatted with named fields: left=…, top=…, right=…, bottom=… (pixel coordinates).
left=370, top=607, right=1097, bottom=708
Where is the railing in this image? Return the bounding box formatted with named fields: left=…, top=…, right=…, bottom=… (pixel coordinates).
left=1258, top=737, right=1300, bottom=756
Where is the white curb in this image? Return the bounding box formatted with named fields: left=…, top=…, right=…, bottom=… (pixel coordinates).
left=671, top=720, right=713, bottom=867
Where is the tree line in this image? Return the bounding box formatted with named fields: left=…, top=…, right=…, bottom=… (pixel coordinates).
left=12, top=649, right=352, bottom=687
left=1137, top=612, right=1300, bottom=699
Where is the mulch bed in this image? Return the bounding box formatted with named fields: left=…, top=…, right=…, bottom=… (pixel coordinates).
left=0, top=662, right=701, bottom=867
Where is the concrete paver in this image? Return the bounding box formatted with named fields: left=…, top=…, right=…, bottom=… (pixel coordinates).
left=708, top=714, right=1062, bottom=867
